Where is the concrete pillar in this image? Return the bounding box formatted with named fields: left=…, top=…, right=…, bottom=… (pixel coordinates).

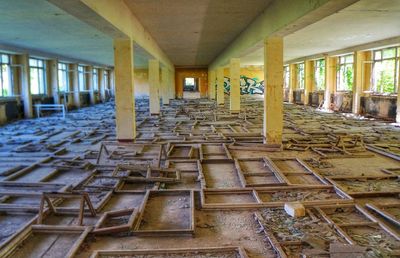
left=161, top=66, right=169, bottom=105
left=216, top=67, right=224, bottom=105
left=229, top=58, right=241, bottom=112
left=263, top=37, right=283, bottom=145
left=304, top=60, right=314, bottom=106
left=48, top=59, right=59, bottom=104
left=99, top=68, right=106, bottom=102
left=19, top=54, right=33, bottom=118
left=70, top=64, right=80, bottom=108
left=114, top=39, right=136, bottom=140
left=149, top=59, right=160, bottom=115
left=323, top=56, right=337, bottom=110
left=87, top=66, right=95, bottom=105
left=208, top=70, right=216, bottom=100
left=353, top=51, right=366, bottom=114
left=288, top=64, right=296, bottom=103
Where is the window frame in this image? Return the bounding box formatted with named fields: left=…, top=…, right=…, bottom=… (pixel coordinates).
left=78, top=65, right=86, bottom=92
left=314, top=59, right=326, bottom=91
left=372, top=47, right=399, bottom=94
left=92, top=68, right=98, bottom=91
left=336, top=54, right=354, bottom=92
left=29, top=58, right=47, bottom=95
left=57, top=62, right=69, bottom=93
left=0, top=53, right=13, bottom=97
left=296, top=62, right=305, bottom=90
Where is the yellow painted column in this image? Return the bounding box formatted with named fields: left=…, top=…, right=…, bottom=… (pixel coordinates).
left=230, top=58, right=241, bottom=112
left=353, top=51, right=366, bottom=114
left=86, top=66, right=95, bottom=105
left=70, top=64, right=80, bottom=108
left=263, top=37, right=283, bottom=145
left=304, top=60, right=314, bottom=106
left=208, top=70, right=216, bottom=100
left=114, top=39, right=136, bottom=141
left=19, top=54, right=33, bottom=118
left=149, top=59, right=160, bottom=115
left=323, top=56, right=337, bottom=110
left=48, top=59, right=59, bottom=104
left=161, top=66, right=169, bottom=105
left=216, top=67, right=224, bottom=105
left=288, top=64, right=297, bottom=103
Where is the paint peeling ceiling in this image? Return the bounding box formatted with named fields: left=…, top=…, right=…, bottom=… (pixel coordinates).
left=124, top=0, right=273, bottom=67
left=241, top=0, right=400, bottom=66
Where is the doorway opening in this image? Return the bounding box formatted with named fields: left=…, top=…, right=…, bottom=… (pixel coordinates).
left=183, top=77, right=200, bottom=99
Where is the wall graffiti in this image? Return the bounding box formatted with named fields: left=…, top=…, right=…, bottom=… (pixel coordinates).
left=222, top=76, right=264, bottom=95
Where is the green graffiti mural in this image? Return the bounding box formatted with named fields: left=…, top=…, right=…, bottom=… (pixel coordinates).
left=223, top=76, right=264, bottom=95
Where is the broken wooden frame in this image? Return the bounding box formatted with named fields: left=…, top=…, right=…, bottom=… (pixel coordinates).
left=133, top=190, right=195, bottom=236
left=325, top=175, right=400, bottom=197
left=93, top=208, right=137, bottom=235
left=37, top=192, right=96, bottom=226
left=0, top=225, right=91, bottom=258
left=200, top=185, right=352, bottom=210
left=89, top=246, right=249, bottom=258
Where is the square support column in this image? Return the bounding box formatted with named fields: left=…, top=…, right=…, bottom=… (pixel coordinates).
left=70, top=64, right=80, bottom=108
left=86, top=66, right=95, bottom=105
left=48, top=59, right=59, bottom=104
left=114, top=39, right=136, bottom=141
left=149, top=59, right=160, bottom=115
left=161, top=66, right=169, bottom=105
left=353, top=51, right=369, bottom=114
left=323, top=56, right=337, bottom=110
left=19, top=54, right=33, bottom=118
left=229, top=58, right=241, bottom=112
left=99, top=68, right=106, bottom=103
left=288, top=64, right=297, bottom=103
left=263, top=37, right=283, bottom=145
left=208, top=70, right=216, bottom=100
left=216, top=67, right=224, bottom=105
left=304, top=60, right=314, bottom=106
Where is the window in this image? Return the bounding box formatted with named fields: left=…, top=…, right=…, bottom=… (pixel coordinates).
left=103, top=70, right=109, bottom=90
left=78, top=65, right=86, bottom=91
left=372, top=47, right=399, bottom=93
left=58, top=63, right=69, bottom=92
left=29, top=58, right=46, bottom=95
left=297, top=63, right=304, bottom=89
left=0, top=53, right=12, bottom=97
left=93, top=68, right=98, bottom=91
left=184, top=77, right=197, bottom=91
left=337, top=54, right=354, bottom=91
left=314, top=59, right=325, bottom=90
left=283, top=65, right=289, bottom=88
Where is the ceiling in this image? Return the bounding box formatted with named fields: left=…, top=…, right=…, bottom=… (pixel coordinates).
left=0, top=0, right=116, bottom=66
left=124, top=0, right=273, bottom=67
left=241, top=0, right=400, bottom=66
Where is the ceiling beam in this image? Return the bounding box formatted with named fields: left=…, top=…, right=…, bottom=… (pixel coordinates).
left=48, top=0, right=174, bottom=70
left=209, top=0, right=359, bottom=70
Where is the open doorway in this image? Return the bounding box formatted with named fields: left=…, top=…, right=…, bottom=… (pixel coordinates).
left=183, top=77, right=200, bottom=99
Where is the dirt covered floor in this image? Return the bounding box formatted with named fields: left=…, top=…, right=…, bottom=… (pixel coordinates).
left=0, top=95, right=399, bottom=258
